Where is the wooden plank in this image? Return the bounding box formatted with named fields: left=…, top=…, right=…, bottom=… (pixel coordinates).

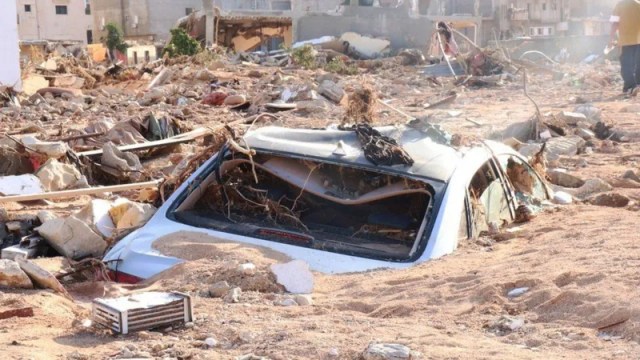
left=0, top=180, right=162, bottom=203
left=77, top=127, right=211, bottom=157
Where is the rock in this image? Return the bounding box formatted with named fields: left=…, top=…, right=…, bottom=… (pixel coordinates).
left=573, top=104, right=602, bottom=123
left=545, top=136, right=585, bottom=160
left=237, top=263, right=256, bottom=276
left=195, top=69, right=216, bottom=81
left=270, top=260, right=314, bottom=294
left=36, top=159, right=86, bottom=192
left=328, top=348, right=340, bottom=358
left=547, top=169, right=585, bottom=188
left=36, top=216, right=107, bottom=259
left=208, top=281, right=231, bottom=298
left=224, top=287, right=242, bottom=303
left=108, top=199, right=156, bottom=229
left=572, top=178, right=613, bottom=199
left=622, top=170, right=640, bottom=183
left=507, top=287, right=529, bottom=298
left=296, top=99, right=329, bottom=113
left=0, top=146, right=33, bottom=176
left=278, top=298, right=298, bottom=307
left=575, top=128, right=595, bottom=141
left=553, top=191, right=573, bottom=204
left=204, top=337, right=218, bottom=348
left=293, top=294, right=313, bottom=306
left=518, top=143, right=543, bottom=159
left=363, top=343, right=416, bottom=360
left=0, top=259, right=33, bottom=289
left=74, top=199, right=116, bottom=238
left=0, top=174, right=44, bottom=195
left=16, top=258, right=69, bottom=296
left=589, top=192, right=630, bottom=208
left=101, top=142, right=143, bottom=181
left=488, top=315, right=525, bottom=334
left=21, top=136, right=68, bottom=159
left=66, top=351, right=89, bottom=360
left=557, top=111, right=587, bottom=126
left=318, top=80, right=346, bottom=104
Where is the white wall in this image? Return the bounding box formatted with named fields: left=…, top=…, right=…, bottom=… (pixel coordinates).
left=17, top=0, right=93, bottom=44
left=0, top=1, right=21, bottom=90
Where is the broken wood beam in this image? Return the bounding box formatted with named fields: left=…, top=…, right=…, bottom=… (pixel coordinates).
left=376, top=99, right=414, bottom=121
left=55, top=131, right=105, bottom=142
left=146, top=68, right=173, bottom=90
left=423, top=93, right=458, bottom=109
left=0, top=180, right=162, bottom=203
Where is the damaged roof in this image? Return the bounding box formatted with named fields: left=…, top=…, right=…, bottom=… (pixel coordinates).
left=243, top=126, right=461, bottom=182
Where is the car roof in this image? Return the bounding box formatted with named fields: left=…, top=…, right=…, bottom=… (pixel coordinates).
left=242, top=125, right=462, bottom=182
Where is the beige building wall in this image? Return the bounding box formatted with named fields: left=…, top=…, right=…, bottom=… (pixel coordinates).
left=17, top=0, right=94, bottom=44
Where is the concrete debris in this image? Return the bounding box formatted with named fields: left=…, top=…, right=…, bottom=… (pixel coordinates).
left=547, top=169, right=585, bottom=188
left=16, top=258, right=70, bottom=296
left=21, top=136, right=69, bottom=159
left=277, top=298, right=299, bottom=307
left=101, top=142, right=144, bottom=181
left=293, top=294, right=314, bottom=306
left=36, top=216, right=107, bottom=260
left=488, top=315, right=525, bottom=335
left=208, top=281, right=231, bottom=298
left=73, top=199, right=116, bottom=238
left=363, top=343, right=418, bottom=360
left=507, top=287, right=529, bottom=298
left=570, top=178, right=614, bottom=199
left=575, top=128, right=595, bottom=141
left=318, top=80, right=346, bottom=104
left=573, top=104, right=602, bottom=123
left=340, top=32, right=391, bottom=60
left=0, top=174, right=44, bottom=196
left=588, top=193, right=630, bottom=208
left=0, top=259, right=33, bottom=289
left=237, top=263, right=256, bottom=276
left=545, top=136, right=586, bottom=160
left=36, top=159, right=86, bottom=192
left=224, top=287, right=242, bottom=303
left=108, top=199, right=156, bottom=230
left=270, top=260, right=314, bottom=294
left=556, top=111, right=587, bottom=126
left=553, top=191, right=573, bottom=204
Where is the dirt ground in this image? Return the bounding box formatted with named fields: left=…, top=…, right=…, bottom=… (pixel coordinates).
left=2, top=57, right=640, bottom=359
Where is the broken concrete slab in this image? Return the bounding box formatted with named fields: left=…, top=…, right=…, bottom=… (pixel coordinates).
left=36, top=216, right=108, bottom=260
left=547, top=170, right=585, bottom=188
left=73, top=199, right=116, bottom=238
left=575, top=128, right=595, bottom=141
left=572, top=178, right=613, bottom=199
left=21, top=136, right=69, bottom=159
left=545, top=136, right=586, bottom=160
left=16, top=258, right=70, bottom=297
left=270, top=260, right=314, bottom=294
left=21, top=75, right=50, bottom=96
left=1, top=245, right=37, bottom=261
left=363, top=343, right=417, bottom=360
left=35, top=159, right=85, bottom=192
left=318, top=80, right=346, bottom=104
left=101, top=142, right=144, bottom=181
left=557, top=111, right=587, bottom=126
left=0, top=259, right=33, bottom=289
left=0, top=174, right=44, bottom=196
left=208, top=281, right=231, bottom=298
left=573, top=104, right=601, bottom=123
left=108, top=199, right=156, bottom=230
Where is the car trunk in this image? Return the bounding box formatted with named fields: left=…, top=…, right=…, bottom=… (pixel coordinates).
left=170, top=151, right=435, bottom=261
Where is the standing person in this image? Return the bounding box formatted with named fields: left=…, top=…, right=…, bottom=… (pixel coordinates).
left=610, top=0, right=640, bottom=94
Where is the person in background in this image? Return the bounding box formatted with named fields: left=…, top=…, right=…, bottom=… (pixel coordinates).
left=610, top=0, right=640, bottom=94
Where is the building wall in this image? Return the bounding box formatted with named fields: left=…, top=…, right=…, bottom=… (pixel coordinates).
left=297, top=6, right=432, bottom=50
left=17, top=0, right=93, bottom=44
left=147, top=0, right=203, bottom=41
left=1, top=0, right=21, bottom=89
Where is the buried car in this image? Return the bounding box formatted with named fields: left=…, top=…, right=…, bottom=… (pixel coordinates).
left=104, top=125, right=551, bottom=282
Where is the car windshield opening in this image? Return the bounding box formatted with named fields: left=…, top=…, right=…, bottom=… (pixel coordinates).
left=171, top=152, right=434, bottom=261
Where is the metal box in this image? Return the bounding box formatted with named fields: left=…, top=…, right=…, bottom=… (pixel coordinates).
left=92, top=291, right=193, bottom=334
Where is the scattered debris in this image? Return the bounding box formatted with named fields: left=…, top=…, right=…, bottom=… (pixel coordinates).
left=270, top=260, right=314, bottom=294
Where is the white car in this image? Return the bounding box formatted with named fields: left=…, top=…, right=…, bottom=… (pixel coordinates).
left=104, top=125, right=551, bottom=282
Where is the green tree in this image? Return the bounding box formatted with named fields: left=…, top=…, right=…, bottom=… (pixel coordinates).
left=163, top=28, right=201, bottom=58
left=104, top=23, right=128, bottom=60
